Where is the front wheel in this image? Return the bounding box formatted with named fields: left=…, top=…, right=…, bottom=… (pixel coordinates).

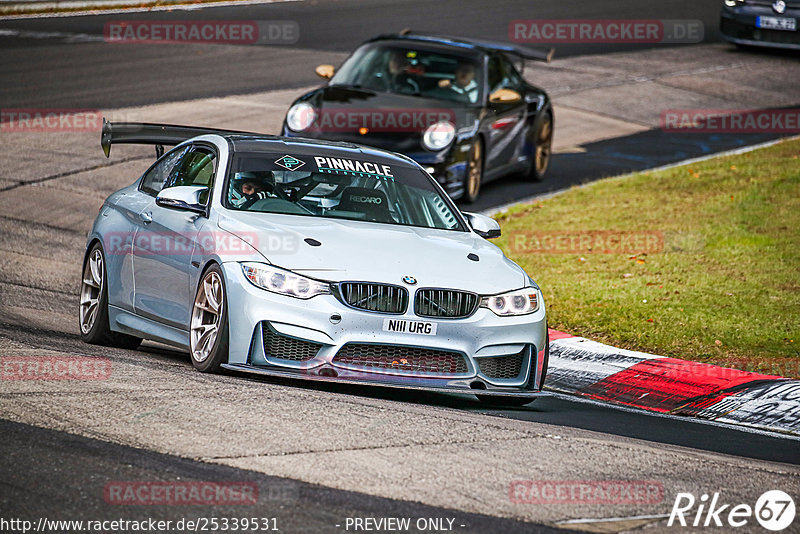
left=527, top=112, right=552, bottom=181
left=463, top=139, right=483, bottom=203
left=190, top=264, right=229, bottom=373
left=79, top=243, right=142, bottom=349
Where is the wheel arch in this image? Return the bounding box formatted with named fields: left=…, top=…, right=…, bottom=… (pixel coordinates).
left=82, top=237, right=104, bottom=266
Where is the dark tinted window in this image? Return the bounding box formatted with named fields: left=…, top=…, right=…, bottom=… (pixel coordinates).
left=331, top=43, right=482, bottom=104
left=488, top=54, right=524, bottom=93
left=140, top=146, right=189, bottom=196
left=225, top=153, right=464, bottom=231
left=164, top=146, right=217, bottom=189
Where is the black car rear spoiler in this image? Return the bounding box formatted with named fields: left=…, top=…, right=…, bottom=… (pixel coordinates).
left=101, top=119, right=262, bottom=158
left=378, top=31, right=555, bottom=64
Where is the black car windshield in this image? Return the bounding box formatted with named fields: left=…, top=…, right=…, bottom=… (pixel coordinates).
left=224, top=152, right=465, bottom=231
left=330, top=43, right=483, bottom=105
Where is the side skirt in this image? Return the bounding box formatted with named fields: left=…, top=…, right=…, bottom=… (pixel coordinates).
left=109, top=305, right=190, bottom=350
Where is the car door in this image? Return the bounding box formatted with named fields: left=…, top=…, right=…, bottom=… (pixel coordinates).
left=484, top=54, right=529, bottom=177
left=132, top=144, right=217, bottom=329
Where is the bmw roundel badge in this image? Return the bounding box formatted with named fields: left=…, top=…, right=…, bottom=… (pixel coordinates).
left=402, top=276, right=417, bottom=285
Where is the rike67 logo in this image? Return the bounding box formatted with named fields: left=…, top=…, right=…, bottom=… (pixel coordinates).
left=668, top=490, right=795, bottom=531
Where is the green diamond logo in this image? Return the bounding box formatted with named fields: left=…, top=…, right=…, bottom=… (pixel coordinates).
left=274, top=155, right=305, bottom=171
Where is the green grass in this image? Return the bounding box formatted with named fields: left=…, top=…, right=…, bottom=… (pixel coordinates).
left=494, top=138, right=800, bottom=377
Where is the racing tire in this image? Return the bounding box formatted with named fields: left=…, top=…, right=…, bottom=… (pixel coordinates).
left=526, top=111, right=552, bottom=182
left=189, top=264, right=229, bottom=373
left=463, top=138, right=484, bottom=203
left=79, top=243, right=142, bottom=350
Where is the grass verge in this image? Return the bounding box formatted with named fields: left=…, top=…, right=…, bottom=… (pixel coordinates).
left=494, top=137, right=800, bottom=377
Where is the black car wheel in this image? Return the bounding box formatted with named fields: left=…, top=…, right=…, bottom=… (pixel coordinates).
left=464, top=139, right=483, bottom=203
left=528, top=112, right=552, bottom=181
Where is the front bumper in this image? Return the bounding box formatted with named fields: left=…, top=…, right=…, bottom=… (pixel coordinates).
left=221, top=262, right=547, bottom=396
left=720, top=7, right=800, bottom=49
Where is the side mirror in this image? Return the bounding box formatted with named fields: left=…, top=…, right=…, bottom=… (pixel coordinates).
left=489, top=88, right=522, bottom=105
left=156, top=185, right=208, bottom=214
left=463, top=212, right=501, bottom=239
left=315, top=64, right=335, bottom=80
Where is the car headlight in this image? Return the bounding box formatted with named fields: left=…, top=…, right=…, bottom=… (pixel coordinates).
left=480, top=287, right=539, bottom=316
left=422, top=121, right=456, bottom=151
left=723, top=0, right=742, bottom=6
left=241, top=262, right=330, bottom=299
left=286, top=102, right=316, bottom=132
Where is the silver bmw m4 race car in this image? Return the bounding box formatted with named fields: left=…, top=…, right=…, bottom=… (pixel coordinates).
left=80, top=120, right=548, bottom=405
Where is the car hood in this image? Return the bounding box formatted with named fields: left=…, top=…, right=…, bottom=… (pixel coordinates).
left=217, top=211, right=526, bottom=293
left=295, top=86, right=480, bottom=154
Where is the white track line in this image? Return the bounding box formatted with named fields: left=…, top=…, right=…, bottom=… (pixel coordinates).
left=556, top=513, right=670, bottom=525
left=0, top=0, right=301, bottom=20
left=481, top=134, right=800, bottom=217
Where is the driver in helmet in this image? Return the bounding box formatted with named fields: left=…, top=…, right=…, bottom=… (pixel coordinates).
left=230, top=171, right=275, bottom=209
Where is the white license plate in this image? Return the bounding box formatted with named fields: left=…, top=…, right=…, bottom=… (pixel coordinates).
left=382, top=318, right=437, bottom=336
left=756, top=16, right=797, bottom=31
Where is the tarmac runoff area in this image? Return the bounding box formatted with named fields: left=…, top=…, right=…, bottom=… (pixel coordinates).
left=1, top=43, right=799, bottom=532
left=0, top=0, right=290, bottom=17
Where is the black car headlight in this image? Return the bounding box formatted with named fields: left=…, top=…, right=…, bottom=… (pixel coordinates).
left=480, top=287, right=540, bottom=316
left=422, top=121, right=456, bottom=151
left=286, top=102, right=316, bottom=132
left=241, top=262, right=330, bottom=299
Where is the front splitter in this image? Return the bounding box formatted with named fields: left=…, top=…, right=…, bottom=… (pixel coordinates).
left=221, top=363, right=543, bottom=398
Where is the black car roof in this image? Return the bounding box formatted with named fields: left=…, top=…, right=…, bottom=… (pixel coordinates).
left=366, top=32, right=554, bottom=63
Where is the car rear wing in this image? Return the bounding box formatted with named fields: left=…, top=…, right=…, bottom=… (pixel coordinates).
left=101, top=119, right=262, bottom=158
left=377, top=31, right=556, bottom=65
left=505, top=43, right=555, bottom=64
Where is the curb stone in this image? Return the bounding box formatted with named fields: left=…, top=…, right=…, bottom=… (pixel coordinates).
left=546, top=329, right=800, bottom=437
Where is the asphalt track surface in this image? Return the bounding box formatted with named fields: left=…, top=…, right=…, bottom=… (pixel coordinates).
left=1, top=0, right=800, bottom=532
left=0, top=419, right=570, bottom=534
left=1, top=0, right=793, bottom=213
left=0, top=0, right=725, bottom=109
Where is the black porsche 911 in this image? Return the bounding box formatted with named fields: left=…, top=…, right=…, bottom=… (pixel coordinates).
left=281, top=31, right=555, bottom=202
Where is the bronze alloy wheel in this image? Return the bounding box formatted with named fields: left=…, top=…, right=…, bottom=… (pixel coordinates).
left=465, top=139, right=483, bottom=203
left=531, top=113, right=553, bottom=180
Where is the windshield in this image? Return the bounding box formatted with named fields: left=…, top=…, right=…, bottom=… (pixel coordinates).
left=224, top=152, right=465, bottom=231
left=330, top=43, right=483, bottom=105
